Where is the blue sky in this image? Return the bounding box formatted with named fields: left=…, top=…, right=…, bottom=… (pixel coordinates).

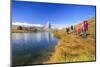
left=12, top=1, right=96, bottom=28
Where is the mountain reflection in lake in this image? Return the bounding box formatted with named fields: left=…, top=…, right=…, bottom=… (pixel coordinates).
left=12, top=32, right=58, bottom=66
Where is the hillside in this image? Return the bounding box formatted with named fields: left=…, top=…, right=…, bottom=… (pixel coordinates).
left=76, top=18, right=96, bottom=39
left=44, top=18, right=96, bottom=64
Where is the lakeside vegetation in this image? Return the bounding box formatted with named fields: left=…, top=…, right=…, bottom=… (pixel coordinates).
left=12, top=28, right=38, bottom=33
left=43, top=18, right=96, bottom=64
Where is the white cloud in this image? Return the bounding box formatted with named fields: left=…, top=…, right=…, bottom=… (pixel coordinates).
left=12, top=22, right=43, bottom=27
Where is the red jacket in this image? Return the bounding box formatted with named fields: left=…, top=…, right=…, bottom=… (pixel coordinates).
left=83, top=21, right=88, bottom=30
left=77, top=28, right=81, bottom=33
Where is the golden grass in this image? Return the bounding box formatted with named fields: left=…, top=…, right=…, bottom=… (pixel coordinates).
left=48, top=30, right=95, bottom=63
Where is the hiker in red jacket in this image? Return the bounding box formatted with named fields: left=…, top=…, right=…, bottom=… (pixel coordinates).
left=82, top=20, right=88, bottom=37
left=77, top=27, right=81, bottom=35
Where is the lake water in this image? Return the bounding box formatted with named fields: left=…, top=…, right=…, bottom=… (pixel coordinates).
left=12, top=32, right=58, bottom=66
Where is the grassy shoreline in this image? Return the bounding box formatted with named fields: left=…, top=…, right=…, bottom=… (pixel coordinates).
left=43, top=30, right=95, bottom=64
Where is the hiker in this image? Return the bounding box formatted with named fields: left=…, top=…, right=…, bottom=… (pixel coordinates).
left=71, top=25, right=73, bottom=30
left=70, top=25, right=76, bottom=34
left=66, top=27, right=69, bottom=34
left=77, top=27, right=81, bottom=36
left=70, top=25, right=73, bottom=33
left=73, top=25, right=76, bottom=34
left=82, top=20, right=88, bottom=37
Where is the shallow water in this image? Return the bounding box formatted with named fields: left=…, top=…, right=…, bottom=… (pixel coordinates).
left=12, top=32, right=58, bottom=65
